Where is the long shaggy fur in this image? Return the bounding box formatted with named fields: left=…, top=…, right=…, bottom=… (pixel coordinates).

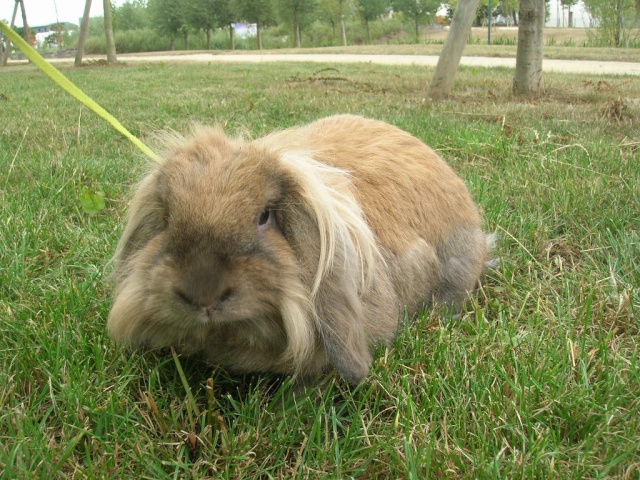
left=108, top=115, right=491, bottom=384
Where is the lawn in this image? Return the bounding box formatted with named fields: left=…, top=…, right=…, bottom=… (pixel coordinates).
left=0, top=59, right=638, bottom=478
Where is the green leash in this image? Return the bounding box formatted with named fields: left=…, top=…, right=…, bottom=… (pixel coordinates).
left=0, top=21, right=160, bottom=162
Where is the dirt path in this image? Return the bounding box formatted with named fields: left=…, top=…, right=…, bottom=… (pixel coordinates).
left=14, top=52, right=640, bottom=76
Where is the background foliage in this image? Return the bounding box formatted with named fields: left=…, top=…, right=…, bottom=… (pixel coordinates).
left=5, top=0, right=639, bottom=53
left=583, top=0, right=640, bottom=47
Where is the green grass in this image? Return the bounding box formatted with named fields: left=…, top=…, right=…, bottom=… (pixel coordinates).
left=0, top=61, right=638, bottom=478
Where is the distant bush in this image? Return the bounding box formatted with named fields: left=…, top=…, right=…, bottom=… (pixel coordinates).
left=489, top=35, right=517, bottom=46
left=584, top=28, right=640, bottom=48
left=84, top=29, right=170, bottom=54
left=76, top=16, right=412, bottom=54
left=81, top=28, right=260, bottom=54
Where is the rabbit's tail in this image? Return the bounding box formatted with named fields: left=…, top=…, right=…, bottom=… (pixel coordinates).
left=484, top=232, right=500, bottom=271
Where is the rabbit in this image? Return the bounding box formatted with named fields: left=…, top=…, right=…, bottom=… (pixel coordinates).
left=107, top=114, right=490, bottom=385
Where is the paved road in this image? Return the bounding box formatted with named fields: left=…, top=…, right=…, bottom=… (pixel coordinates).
left=15, top=52, right=640, bottom=76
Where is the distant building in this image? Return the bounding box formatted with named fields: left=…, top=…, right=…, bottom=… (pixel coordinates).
left=546, top=0, right=594, bottom=28
left=438, top=1, right=594, bottom=28
left=233, top=23, right=257, bottom=39
left=32, top=22, right=77, bottom=46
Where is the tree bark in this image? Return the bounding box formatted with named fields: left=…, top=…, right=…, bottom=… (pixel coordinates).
left=512, top=0, right=544, bottom=97
left=616, top=0, right=623, bottom=46
left=103, top=0, right=117, bottom=64
left=341, top=15, right=347, bottom=46
left=75, top=0, right=92, bottom=66
left=257, top=23, right=263, bottom=50
left=229, top=24, right=235, bottom=50
left=428, top=0, right=480, bottom=101
left=294, top=8, right=301, bottom=47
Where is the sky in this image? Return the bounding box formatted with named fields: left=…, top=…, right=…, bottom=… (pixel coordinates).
left=1, top=0, right=125, bottom=28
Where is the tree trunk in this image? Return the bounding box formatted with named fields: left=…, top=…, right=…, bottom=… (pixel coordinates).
left=257, top=22, right=263, bottom=50
left=103, top=0, right=117, bottom=63
left=616, top=0, right=623, bottom=46
left=206, top=28, right=211, bottom=50
left=229, top=24, right=235, bottom=50
left=513, top=0, right=544, bottom=97
left=341, top=15, right=347, bottom=46
left=2, top=0, right=20, bottom=66
left=75, top=0, right=92, bottom=66
left=365, top=19, right=371, bottom=44
left=55, top=24, right=63, bottom=49
left=414, top=16, right=419, bottom=42
left=294, top=8, right=301, bottom=48
left=428, top=0, right=480, bottom=101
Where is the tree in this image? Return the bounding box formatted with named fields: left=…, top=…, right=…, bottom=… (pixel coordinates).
left=513, top=0, right=545, bottom=97
left=446, top=0, right=497, bottom=26
left=211, top=0, right=238, bottom=50
left=75, top=0, right=92, bottom=66
left=584, top=0, right=640, bottom=47
left=498, top=0, right=519, bottom=25
left=446, top=0, right=523, bottom=25
left=393, top=0, right=439, bottom=41
left=319, top=0, right=354, bottom=46
left=273, top=0, right=316, bottom=48
left=103, top=0, right=117, bottom=63
left=357, top=0, right=388, bottom=44
left=149, top=0, right=184, bottom=50
left=233, top=0, right=272, bottom=49
left=560, top=0, right=578, bottom=27
left=179, top=23, right=189, bottom=49
left=187, top=0, right=217, bottom=50
left=427, top=0, right=480, bottom=100
left=87, top=15, right=106, bottom=36
left=113, top=0, right=151, bottom=31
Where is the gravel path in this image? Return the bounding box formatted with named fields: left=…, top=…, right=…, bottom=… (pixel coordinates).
left=16, top=52, right=640, bottom=76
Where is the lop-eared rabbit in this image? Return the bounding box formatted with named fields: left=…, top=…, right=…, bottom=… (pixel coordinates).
left=108, top=115, right=490, bottom=384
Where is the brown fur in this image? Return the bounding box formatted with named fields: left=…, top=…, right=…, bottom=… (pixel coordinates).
left=108, top=115, right=488, bottom=384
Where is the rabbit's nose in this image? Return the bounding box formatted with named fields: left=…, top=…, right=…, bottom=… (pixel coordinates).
left=175, top=284, right=234, bottom=311
left=175, top=264, right=234, bottom=310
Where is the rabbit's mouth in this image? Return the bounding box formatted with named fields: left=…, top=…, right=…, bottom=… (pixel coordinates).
left=204, top=304, right=225, bottom=321
left=192, top=303, right=249, bottom=325
left=189, top=305, right=227, bottom=324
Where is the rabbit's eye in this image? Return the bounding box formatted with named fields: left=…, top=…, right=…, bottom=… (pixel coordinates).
left=258, top=208, right=271, bottom=226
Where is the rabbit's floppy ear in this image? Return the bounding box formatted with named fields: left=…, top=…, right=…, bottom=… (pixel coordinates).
left=112, top=172, right=165, bottom=278
left=277, top=151, right=381, bottom=384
